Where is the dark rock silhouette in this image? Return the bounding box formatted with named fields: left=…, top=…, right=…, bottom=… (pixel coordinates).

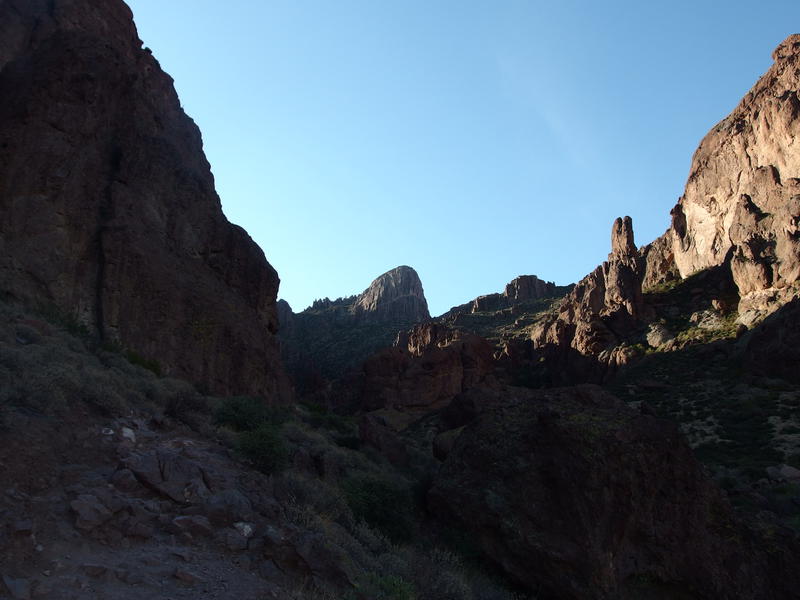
left=0, top=0, right=290, bottom=399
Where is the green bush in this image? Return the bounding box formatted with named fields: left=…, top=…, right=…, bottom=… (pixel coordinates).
left=342, top=473, right=414, bottom=542
left=237, top=423, right=289, bottom=474
left=363, top=573, right=416, bottom=600
left=215, top=396, right=282, bottom=431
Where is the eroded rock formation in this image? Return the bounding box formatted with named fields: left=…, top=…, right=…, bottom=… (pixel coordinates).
left=0, top=0, right=290, bottom=399
left=530, top=216, right=644, bottom=382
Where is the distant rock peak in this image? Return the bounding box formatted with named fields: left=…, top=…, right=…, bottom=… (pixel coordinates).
left=353, top=265, right=430, bottom=323
left=503, top=275, right=557, bottom=303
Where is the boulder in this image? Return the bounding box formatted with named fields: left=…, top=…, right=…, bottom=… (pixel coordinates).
left=69, top=494, right=112, bottom=531
left=123, top=449, right=209, bottom=504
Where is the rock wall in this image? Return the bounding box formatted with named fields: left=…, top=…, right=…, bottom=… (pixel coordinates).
left=0, top=0, right=290, bottom=400
left=663, top=34, right=800, bottom=321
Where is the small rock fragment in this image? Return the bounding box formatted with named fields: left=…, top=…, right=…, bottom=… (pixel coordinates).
left=79, top=564, right=107, bottom=578
left=174, top=568, right=200, bottom=584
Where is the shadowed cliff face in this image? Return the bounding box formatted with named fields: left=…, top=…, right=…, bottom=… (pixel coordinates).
left=0, top=0, right=291, bottom=400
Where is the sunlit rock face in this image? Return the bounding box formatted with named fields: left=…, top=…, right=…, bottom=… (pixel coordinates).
left=352, top=265, right=430, bottom=323
left=0, top=0, right=291, bottom=400
left=667, top=34, right=800, bottom=319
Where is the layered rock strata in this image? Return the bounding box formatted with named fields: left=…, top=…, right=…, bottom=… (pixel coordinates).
left=0, top=0, right=290, bottom=399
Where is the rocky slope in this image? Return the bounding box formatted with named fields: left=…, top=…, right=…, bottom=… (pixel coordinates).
left=0, top=0, right=290, bottom=400
left=278, top=266, right=430, bottom=392
left=429, top=384, right=799, bottom=600
left=0, top=295, right=527, bottom=600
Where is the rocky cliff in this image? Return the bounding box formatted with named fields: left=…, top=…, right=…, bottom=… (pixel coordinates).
left=658, top=34, right=800, bottom=323
left=360, top=323, right=494, bottom=412
left=530, top=35, right=800, bottom=378
left=0, top=0, right=290, bottom=399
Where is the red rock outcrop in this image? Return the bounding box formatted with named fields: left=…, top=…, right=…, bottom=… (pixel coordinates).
left=359, top=323, right=494, bottom=411
left=0, top=0, right=290, bottom=399
left=429, top=384, right=800, bottom=599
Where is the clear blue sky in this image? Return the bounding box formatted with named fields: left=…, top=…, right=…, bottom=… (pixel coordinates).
left=125, top=0, right=798, bottom=316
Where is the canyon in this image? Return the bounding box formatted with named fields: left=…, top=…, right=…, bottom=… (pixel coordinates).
left=0, top=1, right=799, bottom=599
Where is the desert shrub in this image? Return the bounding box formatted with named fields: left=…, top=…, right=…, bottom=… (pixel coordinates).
left=341, top=473, right=414, bottom=542
left=161, top=382, right=207, bottom=421
left=335, top=433, right=361, bottom=449
left=412, top=549, right=473, bottom=600
left=123, top=349, right=161, bottom=375
left=215, top=395, right=289, bottom=431
left=83, top=378, right=128, bottom=416
left=302, top=403, right=357, bottom=435
left=361, top=573, right=416, bottom=600
left=353, top=520, right=393, bottom=555
left=787, top=454, right=800, bottom=469
left=276, top=471, right=352, bottom=526
left=238, top=423, right=288, bottom=474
